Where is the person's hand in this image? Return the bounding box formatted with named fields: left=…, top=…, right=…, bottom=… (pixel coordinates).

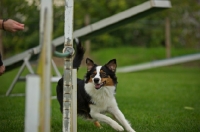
left=0, top=65, right=5, bottom=76
left=3, top=19, right=24, bottom=32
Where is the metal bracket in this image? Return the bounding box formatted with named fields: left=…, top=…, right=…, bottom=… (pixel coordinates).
left=53, top=46, right=74, bottom=58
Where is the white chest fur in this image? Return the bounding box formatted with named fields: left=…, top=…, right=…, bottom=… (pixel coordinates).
left=85, top=83, right=117, bottom=112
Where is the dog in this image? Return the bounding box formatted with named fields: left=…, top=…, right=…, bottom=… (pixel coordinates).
left=56, top=40, right=136, bottom=132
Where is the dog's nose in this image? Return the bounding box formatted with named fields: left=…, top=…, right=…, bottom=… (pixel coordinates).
left=94, top=78, right=99, bottom=83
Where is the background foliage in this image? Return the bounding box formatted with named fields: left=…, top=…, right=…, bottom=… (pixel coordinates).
left=0, top=0, right=200, bottom=57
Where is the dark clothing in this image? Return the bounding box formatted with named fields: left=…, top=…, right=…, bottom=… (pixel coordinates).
left=0, top=53, right=3, bottom=66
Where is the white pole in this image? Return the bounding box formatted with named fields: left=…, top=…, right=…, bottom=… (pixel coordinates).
left=117, top=53, right=200, bottom=73
left=72, top=69, right=77, bottom=132
left=63, top=0, right=74, bottom=132
left=25, top=75, right=40, bottom=132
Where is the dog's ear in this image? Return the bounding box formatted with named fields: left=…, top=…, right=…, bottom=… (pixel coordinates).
left=106, top=59, right=117, bottom=72
left=86, top=58, right=94, bottom=71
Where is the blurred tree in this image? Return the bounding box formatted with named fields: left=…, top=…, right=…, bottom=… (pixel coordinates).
left=1, top=0, right=199, bottom=58
left=142, top=0, right=200, bottom=49
left=73, top=0, right=147, bottom=49
left=0, top=0, right=39, bottom=57
left=73, top=0, right=200, bottom=50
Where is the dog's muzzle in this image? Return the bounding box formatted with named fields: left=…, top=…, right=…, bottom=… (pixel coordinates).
left=93, top=78, right=106, bottom=89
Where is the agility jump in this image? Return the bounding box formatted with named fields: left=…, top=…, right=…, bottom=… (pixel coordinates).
left=25, top=0, right=76, bottom=132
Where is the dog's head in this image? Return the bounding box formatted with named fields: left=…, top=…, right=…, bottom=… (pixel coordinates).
left=85, top=58, right=117, bottom=90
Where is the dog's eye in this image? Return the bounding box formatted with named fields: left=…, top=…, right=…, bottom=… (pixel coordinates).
left=100, top=72, right=107, bottom=78
left=91, top=73, right=96, bottom=78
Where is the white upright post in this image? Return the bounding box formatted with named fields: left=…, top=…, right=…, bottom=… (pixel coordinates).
left=63, top=0, right=75, bottom=132
left=72, top=69, right=77, bottom=132
left=25, top=75, right=40, bottom=132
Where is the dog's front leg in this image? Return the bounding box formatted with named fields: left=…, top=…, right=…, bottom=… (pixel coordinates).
left=90, top=109, right=124, bottom=131
left=108, top=107, right=136, bottom=132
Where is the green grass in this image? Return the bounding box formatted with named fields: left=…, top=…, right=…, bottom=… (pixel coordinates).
left=89, top=47, right=200, bottom=66
left=0, top=47, right=200, bottom=132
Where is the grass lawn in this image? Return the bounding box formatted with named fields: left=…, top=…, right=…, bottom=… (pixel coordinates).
left=0, top=66, right=199, bottom=132
left=0, top=47, right=200, bottom=132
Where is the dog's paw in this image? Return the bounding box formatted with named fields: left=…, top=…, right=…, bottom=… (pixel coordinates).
left=94, top=121, right=103, bottom=129
left=112, top=124, right=124, bottom=131
left=108, top=119, right=124, bottom=131
left=126, top=128, right=136, bottom=132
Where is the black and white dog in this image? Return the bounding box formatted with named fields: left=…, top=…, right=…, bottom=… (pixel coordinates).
left=56, top=41, right=135, bottom=132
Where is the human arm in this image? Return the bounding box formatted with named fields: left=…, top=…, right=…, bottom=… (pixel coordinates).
left=0, top=54, right=5, bottom=76
left=0, top=19, right=24, bottom=32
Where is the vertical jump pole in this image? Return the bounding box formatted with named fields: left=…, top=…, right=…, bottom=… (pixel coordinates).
left=25, top=0, right=53, bottom=132
left=72, top=69, right=77, bottom=132
left=25, top=75, right=40, bottom=132
left=63, top=0, right=76, bottom=132
left=37, top=0, right=53, bottom=131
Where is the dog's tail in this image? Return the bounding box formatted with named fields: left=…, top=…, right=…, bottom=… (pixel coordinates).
left=73, top=38, right=85, bottom=69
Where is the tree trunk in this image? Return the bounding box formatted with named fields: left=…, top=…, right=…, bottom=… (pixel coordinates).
left=84, top=14, right=90, bottom=64
left=165, top=17, right=171, bottom=58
